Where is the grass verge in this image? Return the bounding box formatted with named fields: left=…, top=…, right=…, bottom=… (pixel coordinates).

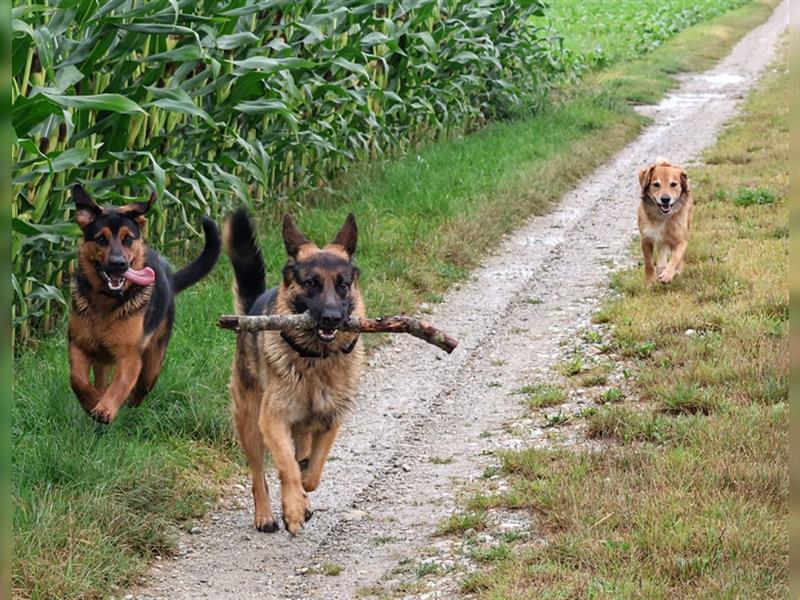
left=453, top=40, right=788, bottom=600
left=543, top=0, right=752, bottom=69
left=11, top=1, right=781, bottom=597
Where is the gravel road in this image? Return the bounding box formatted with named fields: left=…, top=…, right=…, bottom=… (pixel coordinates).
left=133, top=4, right=788, bottom=598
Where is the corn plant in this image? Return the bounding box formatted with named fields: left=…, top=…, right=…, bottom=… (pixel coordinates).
left=11, top=0, right=569, bottom=348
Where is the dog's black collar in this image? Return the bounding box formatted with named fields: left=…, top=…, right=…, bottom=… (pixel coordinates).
left=280, top=331, right=359, bottom=359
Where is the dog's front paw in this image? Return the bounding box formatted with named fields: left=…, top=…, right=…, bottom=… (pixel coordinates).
left=255, top=516, right=279, bottom=533
left=90, top=402, right=117, bottom=424
left=658, top=268, right=675, bottom=284
left=281, top=491, right=310, bottom=535
left=301, top=470, right=321, bottom=492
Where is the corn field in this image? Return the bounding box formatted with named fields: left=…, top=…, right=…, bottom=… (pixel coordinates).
left=11, top=0, right=569, bottom=348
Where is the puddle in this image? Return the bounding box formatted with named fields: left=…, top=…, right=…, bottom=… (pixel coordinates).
left=696, top=72, right=746, bottom=87
left=635, top=91, right=729, bottom=117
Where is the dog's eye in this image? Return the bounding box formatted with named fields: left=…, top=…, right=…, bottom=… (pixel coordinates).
left=303, top=278, right=320, bottom=290
left=336, top=279, right=349, bottom=292
left=96, top=234, right=108, bottom=246
left=123, top=234, right=135, bottom=247
left=670, top=182, right=677, bottom=188
left=653, top=181, right=661, bottom=188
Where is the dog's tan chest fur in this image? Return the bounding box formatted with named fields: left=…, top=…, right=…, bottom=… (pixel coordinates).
left=257, top=331, right=364, bottom=428
left=638, top=200, right=692, bottom=247
left=640, top=217, right=668, bottom=245
left=69, top=309, right=145, bottom=359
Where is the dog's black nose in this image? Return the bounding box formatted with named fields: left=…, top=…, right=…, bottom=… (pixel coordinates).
left=660, top=195, right=671, bottom=204
left=319, top=309, right=342, bottom=329
left=106, top=255, right=128, bottom=273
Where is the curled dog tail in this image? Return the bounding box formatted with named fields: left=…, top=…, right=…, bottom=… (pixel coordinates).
left=174, top=216, right=222, bottom=293
left=224, top=208, right=265, bottom=315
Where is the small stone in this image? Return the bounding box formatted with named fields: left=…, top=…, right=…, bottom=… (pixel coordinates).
left=342, top=509, right=367, bottom=521
left=685, top=328, right=697, bottom=336
left=189, top=526, right=203, bottom=535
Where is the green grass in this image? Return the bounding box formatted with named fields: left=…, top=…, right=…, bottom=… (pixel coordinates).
left=599, top=387, right=624, bottom=404
left=515, top=384, right=567, bottom=410
left=595, top=0, right=780, bottom=105
left=12, top=274, right=238, bottom=598
left=543, top=0, right=751, bottom=69
left=11, top=1, right=782, bottom=598
left=318, top=561, right=343, bottom=577
left=558, top=352, right=586, bottom=377
left=416, top=562, right=442, bottom=577
left=448, top=40, right=788, bottom=600
left=732, top=187, right=777, bottom=206
left=436, top=512, right=487, bottom=536
left=373, top=535, right=395, bottom=545
left=574, top=364, right=611, bottom=388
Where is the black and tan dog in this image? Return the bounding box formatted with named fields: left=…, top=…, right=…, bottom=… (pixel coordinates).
left=225, top=208, right=365, bottom=534
left=68, top=184, right=220, bottom=423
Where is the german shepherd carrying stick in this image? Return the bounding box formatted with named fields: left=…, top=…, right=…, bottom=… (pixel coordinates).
left=225, top=208, right=364, bottom=534
left=68, top=185, right=220, bottom=423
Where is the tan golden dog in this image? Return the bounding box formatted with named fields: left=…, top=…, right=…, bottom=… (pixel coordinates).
left=225, top=209, right=365, bottom=535
left=638, top=159, right=693, bottom=285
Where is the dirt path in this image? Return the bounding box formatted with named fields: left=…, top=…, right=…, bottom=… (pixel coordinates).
left=133, top=5, right=788, bottom=598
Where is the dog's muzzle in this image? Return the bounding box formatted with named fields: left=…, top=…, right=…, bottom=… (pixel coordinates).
left=97, top=262, right=156, bottom=293
left=657, top=195, right=674, bottom=214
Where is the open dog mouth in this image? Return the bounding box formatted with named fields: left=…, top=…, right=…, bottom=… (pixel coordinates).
left=316, top=328, right=338, bottom=343
left=99, top=270, right=126, bottom=292
left=659, top=204, right=672, bottom=214
left=98, top=265, right=156, bottom=292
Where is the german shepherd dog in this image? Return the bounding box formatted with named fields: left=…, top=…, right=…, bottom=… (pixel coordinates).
left=638, top=159, right=693, bottom=285
left=225, top=208, right=365, bottom=534
left=68, top=184, right=221, bottom=423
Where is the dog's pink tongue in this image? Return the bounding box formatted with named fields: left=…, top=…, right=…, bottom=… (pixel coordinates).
left=122, top=266, right=155, bottom=286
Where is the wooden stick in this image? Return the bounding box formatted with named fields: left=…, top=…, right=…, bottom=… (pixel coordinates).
left=217, top=312, right=459, bottom=354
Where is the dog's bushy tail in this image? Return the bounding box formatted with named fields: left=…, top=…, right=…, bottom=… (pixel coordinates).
left=224, top=208, right=266, bottom=315
left=174, top=216, right=222, bottom=293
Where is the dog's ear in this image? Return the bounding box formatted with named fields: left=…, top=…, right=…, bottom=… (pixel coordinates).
left=281, top=263, right=296, bottom=285
left=119, top=192, right=156, bottom=228
left=638, top=165, right=655, bottom=190
left=679, top=168, right=689, bottom=194
left=282, top=214, right=310, bottom=259
left=73, top=184, right=102, bottom=230
left=331, top=213, right=357, bottom=258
